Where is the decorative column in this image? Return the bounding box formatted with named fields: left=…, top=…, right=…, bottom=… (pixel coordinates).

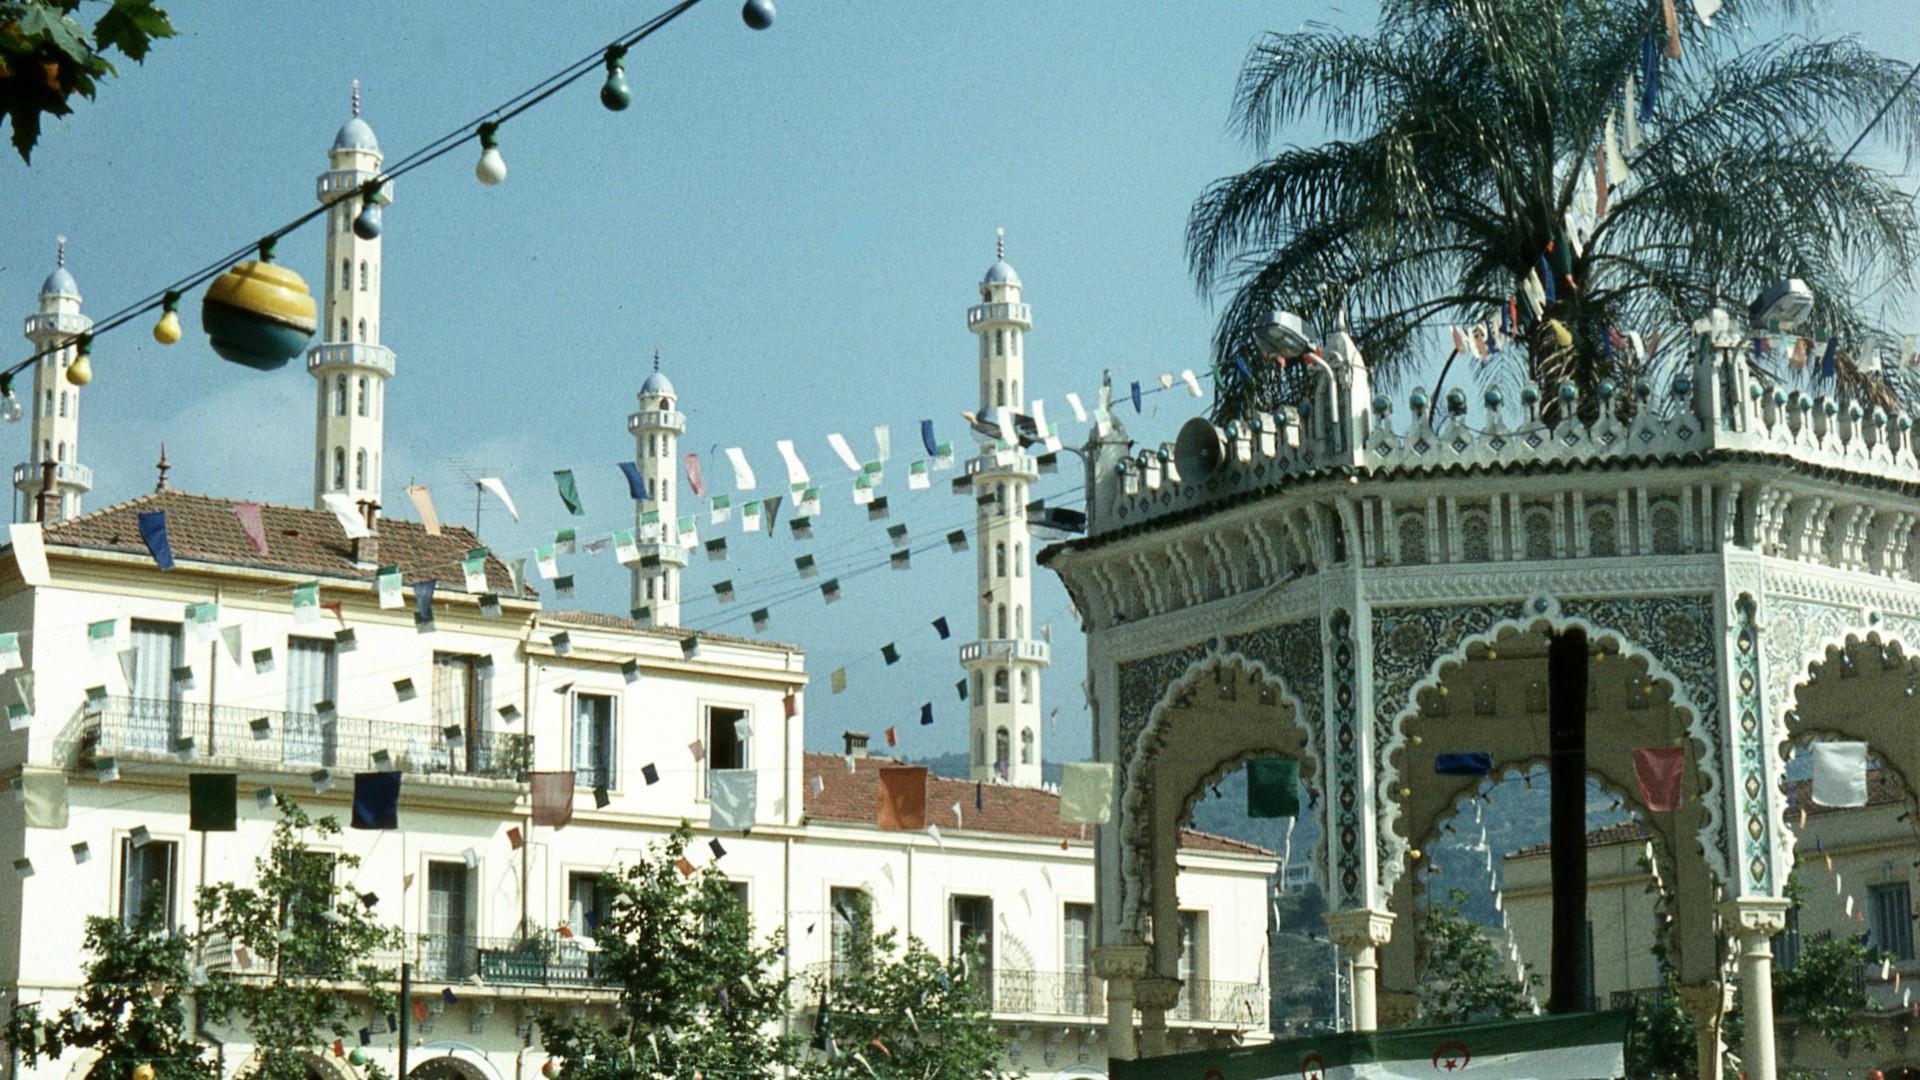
left=1679, top=983, right=1732, bottom=1080
left=1727, top=900, right=1790, bottom=1080
left=1325, top=909, right=1394, bottom=1031
left=1133, top=976, right=1182, bottom=1058
left=1094, top=944, right=1149, bottom=1061
left=1321, top=590, right=1396, bottom=1030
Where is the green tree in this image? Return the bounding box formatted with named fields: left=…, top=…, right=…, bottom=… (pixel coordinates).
left=2, top=901, right=219, bottom=1080
left=1417, top=887, right=1532, bottom=1023
left=1, top=0, right=175, bottom=161
left=1187, top=0, right=1920, bottom=423
left=195, top=798, right=401, bottom=1080
left=538, top=826, right=791, bottom=1080
left=797, top=895, right=1004, bottom=1080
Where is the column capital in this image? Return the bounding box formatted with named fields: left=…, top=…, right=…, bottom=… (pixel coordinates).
left=1324, top=908, right=1395, bottom=949
left=1718, top=897, right=1791, bottom=940
left=1677, top=982, right=1733, bottom=1021
left=1132, top=976, right=1184, bottom=1013
left=1094, top=944, right=1152, bottom=982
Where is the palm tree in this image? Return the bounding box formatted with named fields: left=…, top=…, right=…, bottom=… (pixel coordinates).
left=1188, top=0, right=1920, bottom=423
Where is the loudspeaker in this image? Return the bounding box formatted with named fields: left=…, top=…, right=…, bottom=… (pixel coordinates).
left=1174, top=416, right=1226, bottom=485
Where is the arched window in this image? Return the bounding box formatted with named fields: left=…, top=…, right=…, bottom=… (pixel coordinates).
left=995, top=543, right=1007, bottom=578
left=645, top=578, right=655, bottom=599
left=341, top=259, right=351, bottom=287
left=355, top=449, right=367, bottom=490
left=58, top=391, right=67, bottom=418
left=1588, top=508, right=1619, bottom=558
left=356, top=319, right=367, bottom=343
left=995, top=330, right=1005, bottom=357
left=1011, top=380, right=1020, bottom=408
left=973, top=671, right=984, bottom=703
left=993, top=670, right=1009, bottom=704
left=974, top=729, right=985, bottom=766
left=1015, top=605, right=1025, bottom=637
left=359, top=261, right=369, bottom=291
left=332, top=448, right=346, bottom=489
left=41, top=391, right=51, bottom=418
left=1020, top=728, right=1034, bottom=763
left=994, top=727, right=1010, bottom=766
left=356, top=377, right=369, bottom=417
left=334, top=375, right=347, bottom=416
left=661, top=575, right=670, bottom=601
left=56, top=441, right=65, bottom=463
left=1012, top=333, right=1020, bottom=358
left=1461, top=511, right=1492, bottom=562
left=339, top=318, right=350, bottom=341
left=1020, top=669, right=1032, bottom=703
left=1651, top=501, right=1682, bottom=555
left=1397, top=513, right=1428, bottom=565
left=996, top=379, right=1006, bottom=407
left=1524, top=507, right=1554, bottom=560
left=996, top=605, right=1008, bottom=639
left=997, top=483, right=1007, bottom=514
left=1015, top=544, right=1023, bottom=576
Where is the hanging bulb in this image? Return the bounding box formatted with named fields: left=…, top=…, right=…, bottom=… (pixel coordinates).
left=153, top=292, right=182, bottom=345
left=601, top=46, right=632, bottom=111
left=475, top=122, right=507, bottom=186
left=0, top=377, right=20, bottom=423
left=353, top=200, right=383, bottom=240
left=65, top=336, right=93, bottom=387
left=742, top=0, right=775, bottom=29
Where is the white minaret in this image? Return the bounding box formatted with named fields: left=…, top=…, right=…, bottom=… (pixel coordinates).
left=962, top=231, right=1048, bottom=787
left=629, top=354, right=687, bottom=627
left=310, top=82, right=395, bottom=511
left=14, top=239, right=93, bottom=523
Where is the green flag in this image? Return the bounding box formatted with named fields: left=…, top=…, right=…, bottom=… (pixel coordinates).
left=1247, top=757, right=1299, bottom=818
left=554, top=469, right=585, bottom=517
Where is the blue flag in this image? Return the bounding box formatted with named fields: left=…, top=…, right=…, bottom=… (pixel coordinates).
left=351, top=771, right=401, bottom=830
left=618, top=461, right=649, bottom=501
left=138, top=511, right=174, bottom=570
left=1538, top=256, right=1556, bottom=304
left=1639, top=36, right=1659, bottom=122
left=932, top=616, right=950, bottom=640
left=1820, top=338, right=1838, bottom=380
left=415, top=578, right=437, bottom=623
left=921, top=419, right=938, bottom=456
left=920, top=702, right=933, bottom=726
left=1435, top=752, right=1494, bottom=776
left=1232, top=355, right=1251, bottom=381
left=1131, top=381, right=1143, bottom=413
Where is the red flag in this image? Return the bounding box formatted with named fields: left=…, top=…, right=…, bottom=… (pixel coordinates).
left=877, top=766, right=928, bottom=831
left=675, top=856, right=695, bottom=877
left=1594, top=146, right=1609, bottom=218
left=1661, top=0, right=1682, bottom=58
left=412, top=999, right=429, bottom=1023
left=1633, top=747, right=1685, bottom=812
left=233, top=502, right=269, bottom=555
left=507, top=826, right=524, bottom=850
left=683, top=453, right=707, bottom=498
left=885, top=726, right=897, bottom=747
left=783, top=693, right=798, bottom=719
left=530, top=772, right=574, bottom=828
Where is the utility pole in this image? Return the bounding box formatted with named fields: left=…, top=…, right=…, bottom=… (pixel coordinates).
left=1546, top=627, right=1591, bottom=1013
left=398, top=961, right=411, bottom=1079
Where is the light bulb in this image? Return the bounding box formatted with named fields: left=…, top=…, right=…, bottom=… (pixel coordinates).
left=153, top=308, right=182, bottom=345
left=601, top=65, right=632, bottom=111
left=475, top=122, right=507, bottom=186
left=0, top=392, right=21, bottom=423
left=742, top=0, right=775, bottom=29
left=353, top=201, right=383, bottom=240
left=66, top=351, right=92, bottom=387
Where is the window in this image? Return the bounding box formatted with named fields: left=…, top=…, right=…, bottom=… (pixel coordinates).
left=973, top=728, right=985, bottom=767
left=972, top=672, right=983, bottom=704
left=433, top=653, right=492, bottom=774
left=424, top=861, right=476, bottom=980
left=995, top=543, right=1007, bottom=578
left=1064, top=903, right=1094, bottom=1012
left=996, top=605, right=1009, bottom=639
left=831, top=887, right=871, bottom=974
left=950, top=895, right=993, bottom=984
left=724, top=880, right=750, bottom=911
left=707, top=705, right=749, bottom=775
left=994, top=727, right=1010, bottom=771
left=993, top=670, right=1009, bottom=704
left=996, top=379, right=1006, bottom=407
left=1015, top=544, right=1023, bottom=576
left=120, top=837, right=177, bottom=929
left=357, top=377, right=369, bottom=417
left=56, top=441, right=65, bottom=463
left=355, top=450, right=367, bottom=491
left=1020, top=669, right=1032, bottom=704
left=126, top=619, right=184, bottom=751
left=58, top=391, right=67, bottom=418
left=41, top=391, right=51, bottom=418
left=1015, top=605, right=1025, bottom=637
left=1011, top=380, right=1020, bottom=407
left=995, top=329, right=1005, bottom=356
left=1872, top=882, right=1915, bottom=961
left=573, top=692, right=617, bottom=790
left=285, top=637, right=339, bottom=765
left=334, top=375, right=348, bottom=416
left=568, top=872, right=615, bottom=934
left=1020, top=727, right=1034, bottom=763
left=341, top=259, right=351, bottom=288
left=332, top=448, right=346, bottom=489
left=357, top=318, right=367, bottom=343
left=359, top=261, right=369, bottom=291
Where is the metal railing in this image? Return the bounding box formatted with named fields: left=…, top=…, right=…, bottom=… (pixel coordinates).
left=82, top=696, right=531, bottom=782
left=958, top=639, right=1052, bottom=665
left=400, top=934, right=610, bottom=988
left=799, top=962, right=1108, bottom=1019
left=1172, top=978, right=1265, bottom=1025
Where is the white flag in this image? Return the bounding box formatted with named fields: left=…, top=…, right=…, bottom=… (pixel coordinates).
left=1059, top=762, right=1114, bottom=825
left=1064, top=392, right=1088, bottom=423
left=8, top=524, right=48, bottom=587
left=873, top=425, right=891, bottom=462
left=478, top=477, right=520, bottom=522
left=827, top=433, right=862, bottom=472
left=1811, top=741, right=1869, bottom=807
left=776, top=440, right=809, bottom=485
left=724, top=448, right=757, bottom=492
left=321, top=493, right=372, bottom=539
left=1180, top=369, right=1203, bottom=397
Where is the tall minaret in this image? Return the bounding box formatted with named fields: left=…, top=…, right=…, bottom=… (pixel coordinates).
left=629, top=354, right=687, bottom=627
left=962, top=231, right=1048, bottom=787
left=14, top=239, right=93, bottom=524
left=309, top=82, right=395, bottom=511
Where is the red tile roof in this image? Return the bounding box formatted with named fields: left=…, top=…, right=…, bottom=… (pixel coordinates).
left=1509, top=820, right=1647, bottom=860
left=801, top=752, right=1271, bottom=856
left=539, top=610, right=796, bottom=652
left=39, top=490, right=526, bottom=596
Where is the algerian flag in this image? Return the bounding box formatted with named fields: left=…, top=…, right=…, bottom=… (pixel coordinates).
left=795, top=485, right=822, bottom=517
left=535, top=546, right=558, bottom=580
left=186, top=602, right=220, bottom=643
left=908, top=461, right=930, bottom=490
left=613, top=530, right=639, bottom=565
left=1110, top=1012, right=1630, bottom=1080
left=933, top=442, right=955, bottom=470
left=292, top=582, right=321, bottom=624
left=376, top=565, right=403, bottom=609
left=741, top=500, right=763, bottom=533
left=710, top=495, right=732, bottom=525
left=461, top=549, right=489, bottom=594
left=0, top=633, right=19, bottom=673
left=677, top=516, right=698, bottom=548
left=853, top=476, right=874, bottom=505
left=88, top=619, right=117, bottom=657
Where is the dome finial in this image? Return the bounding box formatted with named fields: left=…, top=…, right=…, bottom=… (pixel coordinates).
left=155, top=444, right=172, bottom=493
left=653, top=345, right=661, bottom=373
left=55, top=235, right=65, bottom=268
left=352, top=79, right=361, bottom=118
left=996, top=227, right=1004, bottom=261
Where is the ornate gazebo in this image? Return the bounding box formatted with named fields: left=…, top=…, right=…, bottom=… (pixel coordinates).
left=1041, top=316, right=1920, bottom=1080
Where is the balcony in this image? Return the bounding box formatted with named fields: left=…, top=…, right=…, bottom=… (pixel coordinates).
left=965, top=302, right=1032, bottom=329
left=77, top=696, right=531, bottom=791
left=959, top=639, right=1051, bottom=666
left=206, top=932, right=611, bottom=994
left=12, top=460, right=93, bottom=492
left=306, top=342, right=396, bottom=377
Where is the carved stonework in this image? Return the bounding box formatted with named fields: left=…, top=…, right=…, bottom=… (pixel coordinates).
left=1132, top=976, right=1184, bottom=1014
left=1378, top=991, right=1419, bottom=1028
left=1094, top=944, right=1151, bottom=984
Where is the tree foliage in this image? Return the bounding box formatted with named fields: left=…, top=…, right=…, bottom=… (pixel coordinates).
left=798, top=894, right=1005, bottom=1080
left=539, top=826, right=791, bottom=1080
left=1189, top=0, right=1920, bottom=422
left=195, top=798, right=401, bottom=1080
left=1417, top=887, right=1533, bottom=1023
left=0, top=0, right=175, bottom=161
left=2, top=901, right=219, bottom=1080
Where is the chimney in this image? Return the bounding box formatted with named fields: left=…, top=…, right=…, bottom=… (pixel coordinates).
left=35, top=461, right=61, bottom=525
left=842, top=731, right=869, bottom=758
left=351, top=499, right=380, bottom=566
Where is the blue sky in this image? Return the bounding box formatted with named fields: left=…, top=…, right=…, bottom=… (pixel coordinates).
left=4, top=1, right=1917, bottom=765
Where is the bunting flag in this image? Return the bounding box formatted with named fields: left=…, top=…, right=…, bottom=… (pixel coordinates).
left=956, top=678, right=967, bottom=701
left=709, top=769, right=757, bottom=831
left=921, top=419, right=938, bottom=456
left=764, top=495, right=784, bottom=532
left=478, top=477, right=519, bottom=522
left=889, top=549, right=910, bottom=571
left=0, top=633, right=19, bottom=674
left=553, top=470, right=586, bottom=516
left=232, top=502, right=270, bottom=555
left=614, top=530, right=639, bottom=564
left=907, top=460, right=930, bottom=490
left=351, top=772, right=401, bottom=830
left=1661, top=0, right=1681, bottom=58
left=947, top=530, right=969, bottom=552
left=714, top=580, right=735, bottom=603
left=415, top=579, right=437, bottom=623
left=831, top=668, right=847, bottom=694
left=21, top=773, right=68, bottom=829
left=881, top=643, right=900, bottom=665
left=1064, top=392, right=1088, bottom=423
left=1639, top=36, right=1659, bottom=122
left=534, top=546, right=559, bottom=579
left=777, top=439, right=811, bottom=485
left=932, top=617, right=950, bottom=640
left=461, top=549, right=490, bottom=593
left=322, top=492, right=372, bottom=539
left=742, top=500, right=764, bottom=533
left=1811, top=741, right=1869, bottom=807
left=932, top=443, right=954, bottom=470
left=293, top=581, right=321, bottom=624
left=683, top=453, right=706, bottom=497
left=1820, top=338, right=1839, bottom=380
left=1632, top=747, right=1685, bottom=812
left=877, top=766, right=928, bottom=831
left=553, top=575, right=575, bottom=599
left=874, top=425, right=891, bottom=462
left=642, top=763, right=660, bottom=785
left=706, top=538, right=729, bottom=562
left=828, top=432, right=862, bottom=472
left=88, top=618, right=116, bottom=656
left=618, top=461, right=650, bottom=501
left=189, top=773, right=237, bottom=831
left=1059, top=762, right=1114, bottom=825
left=530, top=772, right=575, bottom=828
left=375, top=564, right=403, bottom=609
left=724, top=448, right=757, bottom=491
left=710, top=495, right=732, bottom=525
left=1130, top=381, right=1143, bottom=413
left=1247, top=758, right=1301, bottom=818
left=8, top=523, right=47, bottom=587
left=1435, top=752, right=1493, bottom=776
left=751, top=608, right=771, bottom=631
left=821, top=578, right=842, bottom=603
left=919, top=702, right=934, bottom=726
left=139, top=511, right=175, bottom=570
left=789, top=516, right=813, bottom=541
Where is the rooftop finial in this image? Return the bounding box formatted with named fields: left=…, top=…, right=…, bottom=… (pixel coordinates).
left=996, top=227, right=1004, bottom=261
left=352, top=79, right=361, bottom=117
left=55, top=235, right=66, bottom=268
left=654, top=345, right=661, bottom=373
left=155, top=444, right=171, bottom=492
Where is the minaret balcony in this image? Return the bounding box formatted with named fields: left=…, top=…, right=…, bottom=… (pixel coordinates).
left=307, top=343, right=396, bottom=377
left=318, top=170, right=391, bottom=202
left=634, top=542, right=688, bottom=569
left=13, top=460, right=92, bottom=492
left=628, top=410, right=686, bottom=435
left=966, top=302, right=1031, bottom=331
left=959, top=639, right=1051, bottom=667
left=966, top=452, right=1039, bottom=482
left=24, top=311, right=90, bottom=338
